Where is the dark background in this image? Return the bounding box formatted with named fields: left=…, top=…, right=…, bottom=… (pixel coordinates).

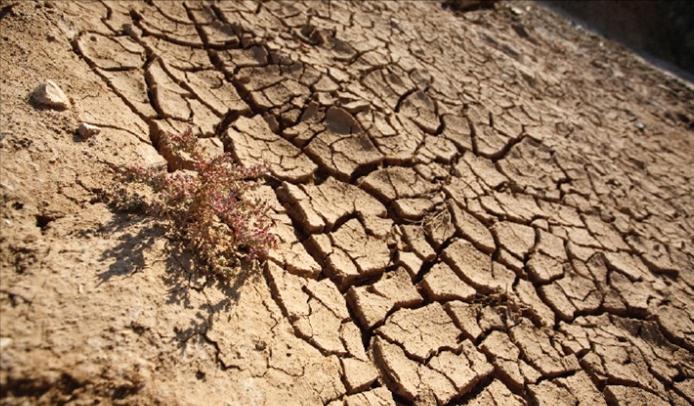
left=544, top=1, right=694, bottom=78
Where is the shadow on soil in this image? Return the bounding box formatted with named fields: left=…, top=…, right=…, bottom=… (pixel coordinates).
left=96, top=211, right=260, bottom=351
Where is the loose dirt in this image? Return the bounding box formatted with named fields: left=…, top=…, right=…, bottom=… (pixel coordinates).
left=1, top=1, right=693, bottom=405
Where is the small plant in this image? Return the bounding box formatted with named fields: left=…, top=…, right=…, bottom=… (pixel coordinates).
left=119, top=128, right=277, bottom=277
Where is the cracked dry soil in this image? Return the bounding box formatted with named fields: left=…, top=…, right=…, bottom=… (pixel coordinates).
left=1, top=1, right=693, bottom=405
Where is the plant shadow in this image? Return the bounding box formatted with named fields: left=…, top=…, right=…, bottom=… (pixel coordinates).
left=96, top=211, right=260, bottom=352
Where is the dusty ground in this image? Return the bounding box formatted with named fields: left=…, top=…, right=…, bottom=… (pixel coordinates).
left=1, top=0, right=693, bottom=405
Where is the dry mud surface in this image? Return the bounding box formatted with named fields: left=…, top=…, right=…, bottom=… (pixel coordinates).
left=1, top=1, right=694, bottom=405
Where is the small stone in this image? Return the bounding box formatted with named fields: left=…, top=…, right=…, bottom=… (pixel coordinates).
left=31, top=80, right=69, bottom=110
left=77, top=123, right=101, bottom=139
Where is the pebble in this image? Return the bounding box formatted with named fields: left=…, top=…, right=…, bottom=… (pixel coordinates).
left=31, top=80, right=69, bottom=110
left=77, top=122, right=101, bottom=139
left=0, top=337, right=12, bottom=350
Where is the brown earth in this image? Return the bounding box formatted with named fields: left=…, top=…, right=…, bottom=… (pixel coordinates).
left=1, top=1, right=693, bottom=405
